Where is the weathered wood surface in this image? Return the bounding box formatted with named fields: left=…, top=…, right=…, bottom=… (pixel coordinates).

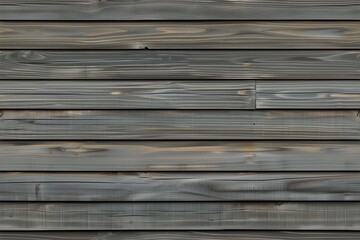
left=0, top=80, right=254, bottom=109
left=257, top=80, right=360, bottom=109
left=1, top=22, right=359, bottom=49
left=0, top=1, right=359, bottom=20
left=0, top=202, right=358, bottom=230
left=1, top=110, right=359, bottom=140
left=1, top=231, right=360, bottom=240
left=0, top=172, right=359, bottom=201
left=1, top=51, right=359, bottom=80
left=1, top=141, right=360, bottom=171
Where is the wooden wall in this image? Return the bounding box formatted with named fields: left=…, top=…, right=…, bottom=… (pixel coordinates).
left=0, top=0, right=360, bottom=239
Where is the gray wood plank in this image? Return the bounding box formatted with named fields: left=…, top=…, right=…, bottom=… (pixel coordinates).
left=0, top=80, right=254, bottom=109
left=1, top=51, right=359, bottom=80
left=0, top=141, right=360, bottom=171
left=257, top=80, right=360, bottom=109
left=1, top=231, right=360, bottom=240
left=0, top=1, right=359, bottom=20
left=0, top=202, right=358, bottom=230
left=0, top=110, right=359, bottom=140
left=1, top=22, right=359, bottom=49
left=0, top=172, right=359, bottom=201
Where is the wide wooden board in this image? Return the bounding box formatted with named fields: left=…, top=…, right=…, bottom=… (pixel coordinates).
left=1, top=22, right=359, bottom=49
left=257, top=80, right=360, bottom=109
left=0, top=1, right=359, bottom=20
left=1, top=51, right=359, bottom=79
left=1, top=231, right=359, bottom=240
left=0, top=80, right=254, bottom=109
left=0, top=172, right=359, bottom=201
left=0, top=202, right=358, bottom=230
left=0, top=110, right=359, bottom=140
left=0, top=141, right=359, bottom=171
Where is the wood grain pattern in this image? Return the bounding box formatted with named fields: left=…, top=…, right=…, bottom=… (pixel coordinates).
left=0, top=202, right=358, bottom=230
left=1, top=110, right=359, bottom=140
left=0, top=172, right=359, bottom=201
left=3, top=0, right=360, bottom=237
left=257, top=80, right=360, bottom=109
left=1, top=231, right=360, bottom=240
left=0, top=141, right=360, bottom=171
left=0, top=1, right=359, bottom=20
left=0, top=80, right=254, bottom=109
left=1, top=22, right=359, bottom=49
left=1, top=51, right=359, bottom=80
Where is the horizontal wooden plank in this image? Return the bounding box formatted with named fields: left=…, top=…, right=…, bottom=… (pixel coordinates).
left=1, top=22, right=359, bottom=49
left=0, top=172, right=359, bottom=201
left=1, top=231, right=360, bottom=240
left=0, top=202, right=358, bottom=230
left=0, top=110, right=359, bottom=140
left=1, top=141, right=360, bottom=171
left=0, top=1, right=359, bottom=20
left=257, top=80, right=360, bottom=109
left=0, top=80, right=254, bottom=109
left=1, top=51, right=359, bottom=80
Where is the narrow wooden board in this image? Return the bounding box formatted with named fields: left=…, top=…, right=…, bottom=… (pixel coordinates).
left=257, top=80, right=360, bottom=109
left=0, top=202, right=358, bottom=230
left=1, top=51, right=359, bottom=79
left=0, top=110, right=359, bottom=140
left=0, top=172, right=359, bottom=201
left=1, top=22, right=359, bottom=49
left=1, top=231, right=359, bottom=240
left=0, top=80, right=255, bottom=109
left=0, top=141, right=360, bottom=171
left=0, top=1, right=359, bottom=20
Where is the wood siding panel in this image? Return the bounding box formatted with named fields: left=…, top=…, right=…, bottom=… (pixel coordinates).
left=0, top=202, right=358, bottom=230
left=0, top=172, right=359, bottom=201
left=257, top=80, right=360, bottom=109
left=1, top=51, right=359, bottom=80
left=0, top=110, right=359, bottom=140
left=0, top=80, right=255, bottom=109
left=0, top=1, right=359, bottom=20
left=0, top=141, right=359, bottom=171
left=1, top=231, right=360, bottom=240
left=2, top=0, right=358, bottom=236
left=1, top=22, right=359, bottom=49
